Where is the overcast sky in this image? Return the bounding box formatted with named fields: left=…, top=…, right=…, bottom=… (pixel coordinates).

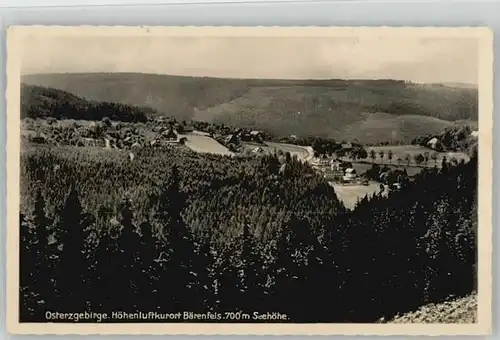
left=20, top=35, right=478, bottom=84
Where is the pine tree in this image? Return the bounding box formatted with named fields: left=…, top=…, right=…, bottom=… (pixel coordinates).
left=54, top=185, right=91, bottom=312
left=154, top=164, right=198, bottom=312
left=422, top=197, right=451, bottom=302
left=115, top=196, right=141, bottom=311
left=19, top=213, right=37, bottom=320
left=231, top=223, right=266, bottom=312
left=271, top=214, right=323, bottom=321
left=31, top=188, right=54, bottom=312
left=136, top=221, right=158, bottom=310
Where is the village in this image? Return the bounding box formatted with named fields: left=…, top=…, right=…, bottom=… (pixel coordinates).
left=22, top=115, right=474, bottom=209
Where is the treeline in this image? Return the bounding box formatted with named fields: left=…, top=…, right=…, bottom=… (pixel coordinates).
left=20, top=146, right=477, bottom=323
left=21, top=84, right=152, bottom=123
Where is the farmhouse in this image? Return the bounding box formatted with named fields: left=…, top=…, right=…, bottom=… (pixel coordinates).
left=250, top=130, right=264, bottom=143
left=324, top=164, right=344, bottom=181
left=330, top=159, right=343, bottom=171
left=162, top=127, right=178, bottom=141
left=341, top=142, right=353, bottom=151
left=177, top=124, right=194, bottom=133
left=225, top=134, right=239, bottom=144
left=104, top=138, right=112, bottom=149
left=80, top=137, right=98, bottom=147
left=317, top=158, right=330, bottom=166
left=331, top=159, right=351, bottom=171
left=343, top=168, right=357, bottom=182
left=427, top=137, right=442, bottom=150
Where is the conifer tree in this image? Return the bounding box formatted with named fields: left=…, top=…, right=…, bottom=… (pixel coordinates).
left=154, top=164, right=198, bottom=312
left=191, top=232, right=216, bottom=312
left=54, top=185, right=90, bottom=312
left=230, top=223, right=266, bottom=312
left=115, top=196, right=141, bottom=311
left=31, top=188, right=53, bottom=310
left=272, top=214, right=323, bottom=321
left=19, top=213, right=37, bottom=320
left=136, top=221, right=158, bottom=310
left=92, top=222, right=121, bottom=312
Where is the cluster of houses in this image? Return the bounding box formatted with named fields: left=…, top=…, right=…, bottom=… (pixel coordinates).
left=223, top=129, right=264, bottom=146
left=25, top=118, right=192, bottom=150
left=149, top=125, right=188, bottom=147
left=311, top=157, right=365, bottom=184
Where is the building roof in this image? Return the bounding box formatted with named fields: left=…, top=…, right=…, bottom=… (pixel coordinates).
left=345, top=168, right=356, bottom=174
left=427, top=137, right=439, bottom=144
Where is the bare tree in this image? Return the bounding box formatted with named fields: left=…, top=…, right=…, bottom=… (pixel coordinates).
left=423, top=151, right=430, bottom=167
left=431, top=151, right=438, bottom=166
left=404, top=154, right=411, bottom=166
left=378, top=150, right=385, bottom=163
left=413, top=153, right=425, bottom=167
left=370, top=149, right=376, bottom=163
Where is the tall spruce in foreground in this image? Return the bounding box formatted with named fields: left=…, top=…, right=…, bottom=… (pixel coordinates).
left=54, top=185, right=91, bottom=312
left=31, top=187, right=55, bottom=312
left=19, top=145, right=478, bottom=322
left=272, top=213, right=323, bottom=321
left=116, top=196, right=142, bottom=311
left=19, top=213, right=37, bottom=320
left=154, top=164, right=199, bottom=312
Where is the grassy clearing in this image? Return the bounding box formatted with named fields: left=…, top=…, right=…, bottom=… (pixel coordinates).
left=329, top=181, right=385, bottom=210
left=181, top=133, right=234, bottom=156
left=367, top=145, right=470, bottom=165
left=241, top=141, right=313, bottom=161
left=265, top=142, right=313, bottom=161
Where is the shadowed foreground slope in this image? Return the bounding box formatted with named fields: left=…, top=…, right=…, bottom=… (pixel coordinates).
left=387, top=294, right=477, bottom=324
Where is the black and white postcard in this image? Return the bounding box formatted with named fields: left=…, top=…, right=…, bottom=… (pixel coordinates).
left=5, top=26, right=493, bottom=335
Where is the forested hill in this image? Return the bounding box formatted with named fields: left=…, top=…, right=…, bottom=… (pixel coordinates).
left=21, top=84, right=153, bottom=123
left=22, top=73, right=478, bottom=143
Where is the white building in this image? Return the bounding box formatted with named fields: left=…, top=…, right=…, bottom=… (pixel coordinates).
left=343, top=168, right=357, bottom=181
left=427, top=137, right=441, bottom=150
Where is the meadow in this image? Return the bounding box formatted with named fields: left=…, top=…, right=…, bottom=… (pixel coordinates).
left=241, top=141, right=313, bottom=161
left=366, top=145, right=470, bottom=165
left=180, top=132, right=234, bottom=156
left=329, top=181, right=385, bottom=210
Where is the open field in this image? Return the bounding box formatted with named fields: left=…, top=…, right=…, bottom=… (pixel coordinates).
left=322, top=159, right=428, bottom=178
left=181, top=133, right=234, bottom=156
left=329, top=181, right=386, bottom=210
left=366, top=145, right=470, bottom=165
left=265, top=142, right=314, bottom=161
left=242, top=141, right=313, bottom=161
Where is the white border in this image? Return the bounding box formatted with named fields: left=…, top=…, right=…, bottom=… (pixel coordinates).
left=4, top=25, right=494, bottom=336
